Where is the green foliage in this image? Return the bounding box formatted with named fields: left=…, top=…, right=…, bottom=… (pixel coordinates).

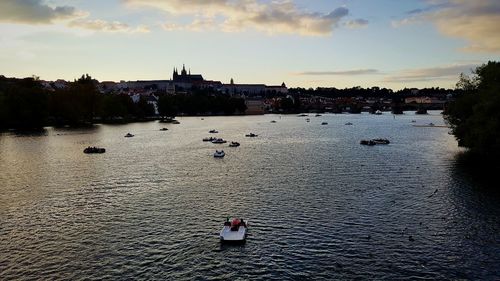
left=446, top=61, right=500, bottom=158
left=0, top=77, right=48, bottom=129
left=49, top=75, right=99, bottom=126
left=0, top=90, right=7, bottom=128
left=158, top=89, right=246, bottom=117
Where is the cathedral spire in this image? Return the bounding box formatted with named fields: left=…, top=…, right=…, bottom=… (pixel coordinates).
left=181, top=64, right=187, bottom=76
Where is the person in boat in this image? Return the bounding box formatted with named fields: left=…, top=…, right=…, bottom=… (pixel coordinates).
left=225, top=217, right=230, bottom=226
left=231, top=218, right=240, bottom=231
left=240, top=219, right=246, bottom=227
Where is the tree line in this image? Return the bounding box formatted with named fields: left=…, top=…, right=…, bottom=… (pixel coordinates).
left=288, top=86, right=456, bottom=99
left=0, top=75, right=247, bottom=130
left=445, top=61, right=500, bottom=162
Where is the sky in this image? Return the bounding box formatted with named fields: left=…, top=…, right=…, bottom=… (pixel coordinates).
left=0, top=0, right=499, bottom=90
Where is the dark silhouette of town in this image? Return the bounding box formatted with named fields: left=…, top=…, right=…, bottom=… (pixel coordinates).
left=0, top=65, right=458, bottom=130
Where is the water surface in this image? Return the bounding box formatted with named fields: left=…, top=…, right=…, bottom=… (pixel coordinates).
left=1, top=112, right=499, bottom=280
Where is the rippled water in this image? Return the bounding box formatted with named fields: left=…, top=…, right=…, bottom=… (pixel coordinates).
left=1, top=112, right=499, bottom=280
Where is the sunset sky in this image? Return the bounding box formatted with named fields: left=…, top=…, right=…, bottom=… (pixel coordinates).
left=0, top=0, right=498, bottom=89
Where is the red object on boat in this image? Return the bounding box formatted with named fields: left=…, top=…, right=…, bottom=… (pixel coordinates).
left=231, top=219, right=240, bottom=226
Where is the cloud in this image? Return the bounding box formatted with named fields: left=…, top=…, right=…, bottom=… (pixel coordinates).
left=161, top=18, right=216, bottom=32
left=0, top=0, right=84, bottom=24
left=69, top=20, right=150, bottom=33
left=344, top=19, right=369, bottom=29
left=395, top=0, right=500, bottom=53
left=125, top=0, right=360, bottom=36
left=0, top=0, right=149, bottom=34
left=383, top=64, right=477, bottom=83
left=297, top=69, right=379, bottom=76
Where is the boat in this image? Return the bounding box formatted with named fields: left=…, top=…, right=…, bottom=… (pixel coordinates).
left=83, top=146, right=106, bottom=154
left=360, top=140, right=376, bottom=146
left=372, top=138, right=390, bottom=144
left=245, top=133, right=258, bottom=137
left=220, top=218, right=247, bottom=243
left=321, top=122, right=328, bottom=125
left=306, top=118, right=310, bottom=122
left=345, top=122, right=353, bottom=125
left=203, top=137, right=216, bottom=142
left=229, top=141, right=240, bottom=147
left=315, top=114, right=322, bottom=117
left=159, top=117, right=174, bottom=123
left=214, top=150, right=225, bottom=158
left=160, top=128, right=169, bottom=131
left=416, top=108, right=428, bottom=115
left=375, top=110, right=383, bottom=115
left=298, top=114, right=308, bottom=117
left=270, top=120, right=277, bottom=123
left=212, top=138, right=227, bottom=144
left=428, top=123, right=435, bottom=126
left=209, top=129, right=219, bottom=134
left=411, top=120, right=416, bottom=123
left=124, top=133, right=134, bottom=137
left=172, top=120, right=180, bottom=124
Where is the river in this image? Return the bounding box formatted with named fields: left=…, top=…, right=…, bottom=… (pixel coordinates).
left=1, top=111, right=499, bottom=280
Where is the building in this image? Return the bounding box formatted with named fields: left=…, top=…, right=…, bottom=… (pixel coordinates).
left=245, top=99, right=265, bottom=115
left=221, top=79, right=288, bottom=95
left=105, top=65, right=287, bottom=97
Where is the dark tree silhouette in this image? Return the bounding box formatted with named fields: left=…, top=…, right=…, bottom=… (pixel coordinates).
left=446, top=61, right=500, bottom=159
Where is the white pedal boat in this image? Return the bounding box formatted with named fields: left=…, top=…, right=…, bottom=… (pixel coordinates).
left=214, top=150, right=225, bottom=158
left=220, top=218, right=247, bottom=243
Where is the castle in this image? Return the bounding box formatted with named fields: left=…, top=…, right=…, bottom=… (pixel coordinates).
left=119, top=65, right=287, bottom=95
left=172, top=64, right=204, bottom=83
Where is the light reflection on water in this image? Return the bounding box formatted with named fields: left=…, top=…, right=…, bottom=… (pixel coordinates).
left=1, top=111, right=499, bottom=280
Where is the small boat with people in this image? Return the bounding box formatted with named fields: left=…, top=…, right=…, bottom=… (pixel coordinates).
left=159, top=117, right=175, bottom=123
left=229, top=141, right=240, bottom=147
left=360, top=140, right=376, bottom=146
left=321, top=122, right=328, bottom=125
left=360, top=138, right=390, bottom=145
left=372, top=138, right=390, bottom=144
left=209, top=129, right=219, bottom=134
left=83, top=146, right=106, bottom=154
left=345, top=122, right=353, bottom=125
left=270, top=120, right=277, bottom=123
left=315, top=114, right=322, bottom=117
left=203, top=137, right=216, bottom=142
left=214, top=150, right=225, bottom=158
left=124, top=133, right=134, bottom=137
left=160, top=128, right=169, bottom=131
left=220, top=218, right=247, bottom=243
left=211, top=138, right=227, bottom=144
left=375, top=110, right=383, bottom=115
left=245, top=133, right=258, bottom=137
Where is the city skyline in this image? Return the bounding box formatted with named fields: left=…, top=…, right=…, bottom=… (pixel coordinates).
left=0, top=0, right=498, bottom=89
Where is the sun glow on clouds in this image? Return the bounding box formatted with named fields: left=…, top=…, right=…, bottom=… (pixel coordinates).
left=125, top=0, right=362, bottom=36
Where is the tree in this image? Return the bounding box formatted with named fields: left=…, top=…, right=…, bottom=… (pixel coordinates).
left=0, top=77, right=48, bottom=129
left=446, top=61, right=500, bottom=159
left=158, top=95, right=177, bottom=118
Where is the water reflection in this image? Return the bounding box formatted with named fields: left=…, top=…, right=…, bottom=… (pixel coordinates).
left=12, top=128, right=48, bottom=137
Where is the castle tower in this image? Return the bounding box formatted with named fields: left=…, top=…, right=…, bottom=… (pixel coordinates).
left=173, top=67, right=179, bottom=80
